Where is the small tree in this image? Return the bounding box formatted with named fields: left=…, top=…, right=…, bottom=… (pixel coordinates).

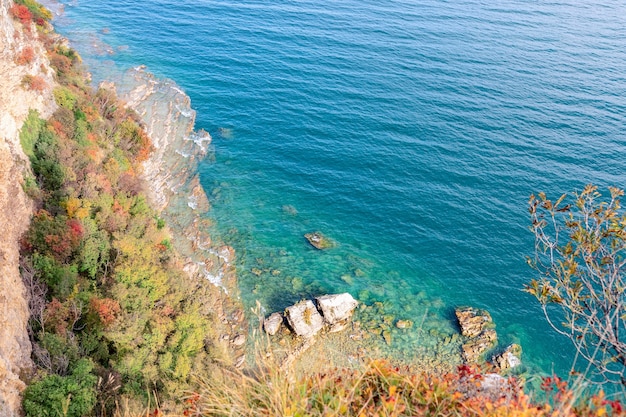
left=526, top=185, right=626, bottom=385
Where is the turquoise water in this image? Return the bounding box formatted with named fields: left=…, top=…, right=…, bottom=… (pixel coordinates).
left=47, top=0, right=626, bottom=375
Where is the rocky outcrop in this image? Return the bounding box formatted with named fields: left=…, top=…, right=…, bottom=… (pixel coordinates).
left=263, top=312, right=284, bottom=336
left=316, top=293, right=358, bottom=332
left=304, top=231, right=334, bottom=250
left=112, top=68, right=237, bottom=290
left=267, top=293, right=359, bottom=339
left=455, top=307, right=497, bottom=363
left=0, top=1, right=57, bottom=415
left=285, top=300, right=325, bottom=338
left=492, top=344, right=522, bottom=372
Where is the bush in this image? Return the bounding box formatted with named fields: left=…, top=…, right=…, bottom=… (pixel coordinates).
left=23, top=358, right=97, bottom=417
left=10, top=4, right=32, bottom=28
left=21, top=74, right=47, bottom=92
left=53, top=86, right=78, bottom=110
left=20, top=109, right=45, bottom=158
left=16, top=46, right=35, bottom=65
left=15, top=0, right=52, bottom=23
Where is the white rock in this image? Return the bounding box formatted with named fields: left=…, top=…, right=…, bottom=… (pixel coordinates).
left=285, top=300, right=324, bottom=338
left=231, top=334, right=246, bottom=347
left=263, top=312, right=283, bottom=336
left=315, top=293, right=358, bottom=325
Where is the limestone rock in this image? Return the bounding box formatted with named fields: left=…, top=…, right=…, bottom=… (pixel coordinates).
left=456, top=307, right=497, bottom=363
left=304, top=232, right=334, bottom=250
left=0, top=1, right=58, bottom=413
left=263, top=312, right=283, bottom=336
left=456, top=307, right=493, bottom=338
left=285, top=300, right=324, bottom=338
left=492, top=344, right=522, bottom=371
left=396, top=320, right=413, bottom=329
left=461, top=329, right=497, bottom=363
left=315, top=293, right=358, bottom=325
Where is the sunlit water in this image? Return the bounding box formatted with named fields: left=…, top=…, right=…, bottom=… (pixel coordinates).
left=46, top=0, right=626, bottom=376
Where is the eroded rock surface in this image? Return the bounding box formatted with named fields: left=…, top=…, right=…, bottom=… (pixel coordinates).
left=0, top=1, right=57, bottom=415
left=456, top=307, right=497, bottom=363
left=285, top=300, right=325, bottom=338
left=263, top=312, right=283, bottom=336
left=315, top=293, right=358, bottom=332
left=492, top=344, right=522, bottom=372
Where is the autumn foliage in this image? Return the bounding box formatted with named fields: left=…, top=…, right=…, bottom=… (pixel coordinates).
left=19, top=11, right=222, bottom=416
left=194, top=358, right=626, bottom=417
left=16, top=46, right=35, bottom=65
left=10, top=4, right=32, bottom=28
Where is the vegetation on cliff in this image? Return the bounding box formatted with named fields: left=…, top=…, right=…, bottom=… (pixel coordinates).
left=14, top=5, right=224, bottom=416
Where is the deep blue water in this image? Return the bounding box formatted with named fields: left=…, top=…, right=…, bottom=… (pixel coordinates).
left=47, top=0, right=626, bottom=376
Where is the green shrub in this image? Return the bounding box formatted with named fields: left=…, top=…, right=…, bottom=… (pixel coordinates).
left=53, top=87, right=77, bottom=110
left=23, top=358, right=97, bottom=417
left=20, top=109, right=45, bottom=158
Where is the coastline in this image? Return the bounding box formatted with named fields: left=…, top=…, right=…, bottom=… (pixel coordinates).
left=33, top=0, right=521, bottom=380
left=105, top=66, right=249, bottom=366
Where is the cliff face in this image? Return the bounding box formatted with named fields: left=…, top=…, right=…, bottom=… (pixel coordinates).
left=0, top=1, right=56, bottom=416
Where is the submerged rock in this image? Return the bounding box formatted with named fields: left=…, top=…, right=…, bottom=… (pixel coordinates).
left=304, top=232, right=334, bottom=250
left=285, top=300, right=324, bottom=338
left=395, top=319, right=414, bottom=329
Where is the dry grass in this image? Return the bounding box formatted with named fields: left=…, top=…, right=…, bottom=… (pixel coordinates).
left=184, top=341, right=626, bottom=417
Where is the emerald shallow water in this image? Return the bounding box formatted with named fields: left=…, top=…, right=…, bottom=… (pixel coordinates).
left=45, top=0, right=626, bottom=376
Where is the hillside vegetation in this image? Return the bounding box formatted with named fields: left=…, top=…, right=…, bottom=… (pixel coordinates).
left=12, top=3, right=226, bottom=415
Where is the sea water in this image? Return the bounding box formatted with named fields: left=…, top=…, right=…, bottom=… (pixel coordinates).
left=45, top=0, right=626, bottom=376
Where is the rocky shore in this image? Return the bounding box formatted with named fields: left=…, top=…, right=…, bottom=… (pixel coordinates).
left=106, top=67, right=249, bottom=366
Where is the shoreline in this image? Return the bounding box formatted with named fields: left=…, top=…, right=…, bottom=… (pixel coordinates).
left=36, top=1, right=524, bottom=379
left=106, top=66, right=250, bottom=366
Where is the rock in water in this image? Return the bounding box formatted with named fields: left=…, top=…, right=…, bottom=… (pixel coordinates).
left=455, top=307, right=497, bottom=363
left=285, top=300, right=324, bottom=338
left=304, top=232, right=334, bottom=250
left=315, top=293, right=359, bottom=325
left=396, top=320, right=414, bottom=329
left=492, top=344, right=522, bottom=371
left=263, top=312, right=284, bottom=336
left=456, top=307, right=492, bottom=338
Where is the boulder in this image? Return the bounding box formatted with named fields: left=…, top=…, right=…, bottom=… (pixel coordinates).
left=461, top=329, right=497, bottom=363
left=304, top=232, right=334, bottom=250
left=231, top=334, right=246, bottom=347
left=285, top=300, right=324, bottom=338
left=396, top=320, right=414, bottom=329
left=456, top=307, right=497, bottom=363
left=315, top=293, right=358, bottom=325
left=456, top=307, right=493, bottom=339
left=492, top=344, right=522, bottom=371
left=263, top=312, right=284, bottom=336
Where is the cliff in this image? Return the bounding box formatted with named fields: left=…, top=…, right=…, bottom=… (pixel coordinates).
left=0, top=0, right=56, bottom=415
